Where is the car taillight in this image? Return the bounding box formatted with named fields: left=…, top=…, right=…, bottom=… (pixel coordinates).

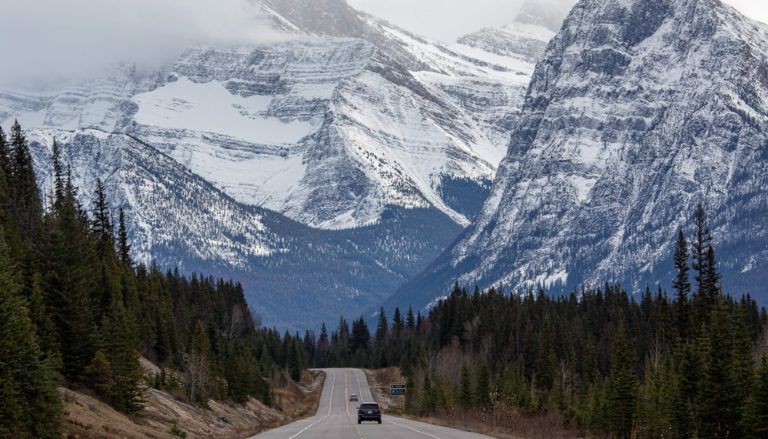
left=358, top=409, right=362, bottom=414
left=378, top=409, right=381, bottom=414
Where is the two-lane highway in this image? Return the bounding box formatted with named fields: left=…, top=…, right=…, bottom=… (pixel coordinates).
left=250, top=368, right=493, bottom=439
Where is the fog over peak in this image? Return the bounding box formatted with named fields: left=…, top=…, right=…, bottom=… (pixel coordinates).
left=0, top=0, right=283, bottom=88
left=348, top=0, right=768, bottom=42
left=2, top=0, right=765, bottom=88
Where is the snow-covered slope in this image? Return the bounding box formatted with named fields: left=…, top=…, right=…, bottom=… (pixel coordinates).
left=0, top=0, right=556, bottom=328
left=389, top=0, right=768, bottom=312
left=2, top=1, right=553, bottom=230
left=27, top=130, right=460, bottom=329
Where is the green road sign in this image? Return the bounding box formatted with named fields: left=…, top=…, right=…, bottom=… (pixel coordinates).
left=390, top=384, right=406, bottom=395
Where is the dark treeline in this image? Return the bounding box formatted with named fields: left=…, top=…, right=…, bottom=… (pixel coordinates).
left=308, top=204, right=768, bottom=438
left=0, top=121, right=305, bottom=438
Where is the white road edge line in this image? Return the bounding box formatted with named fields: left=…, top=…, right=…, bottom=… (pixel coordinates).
left=386, top=419, right=442, bottom=439
left=356, top=369, right=370, bottom=401
left=354, top=369, right=363, bottom=399
left=288, top=370, right=336, bottom=439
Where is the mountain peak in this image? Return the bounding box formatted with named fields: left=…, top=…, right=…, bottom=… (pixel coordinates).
left=388, top=0, right=768, bottom=313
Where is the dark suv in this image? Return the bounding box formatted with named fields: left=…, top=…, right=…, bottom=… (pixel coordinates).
left=357, top=402, right=382, bottom=424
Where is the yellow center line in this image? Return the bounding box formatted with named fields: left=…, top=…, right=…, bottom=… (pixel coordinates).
left=346, top=370, right=364, bottom=438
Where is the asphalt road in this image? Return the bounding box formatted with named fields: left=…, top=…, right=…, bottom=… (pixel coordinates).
left=249, top=368, right=494, bottom=439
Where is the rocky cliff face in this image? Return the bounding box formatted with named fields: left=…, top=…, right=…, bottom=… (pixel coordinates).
left=3, top=1, right=553, bottom=230
left=390, top=0, right=768, bottom=313
left=0, top=0, right=554, bottom=328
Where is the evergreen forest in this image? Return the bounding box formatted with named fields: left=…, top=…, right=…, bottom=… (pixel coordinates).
left=0, top=121, right=305, bottom=438
left=308, top=205, right=768, bottom=438
left=3, top=117, right=768, bottom=438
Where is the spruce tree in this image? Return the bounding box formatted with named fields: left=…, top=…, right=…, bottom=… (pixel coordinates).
left=51, top=140, right=64, bottom=207
left=8, top=120, right=42, bottom=242
left=0, top=126, right=10, bottom=177
left=117, top=207, right=131, bottom=267
left=730, top=309, right=754, bottom=437
left=459, top=358, right=474, bottom=408
left=691, top=204, right=712, bottom=324
left=702, top=245, right=721, bottom=301
left=102, top=294, right=143, bottom=412
left=375, top=307, right=388, bottom=346
left=46, top=173, right=98, bottom=383
left=0, top=227, right=61, bottom=438
left=700, top=300, right=740, bottom=438
left=672, top=229, right=691, bottom=340
left=743, top=355, right=768, bottom=438
left=607, top=325, right=637, bottom=438
left=476, top=357, right=491, bottom=409
left=393, top=307, right=404, bottom=334
left=406, top=306, right=416, bottom=330
left=672, top=343, right=701, bottom=438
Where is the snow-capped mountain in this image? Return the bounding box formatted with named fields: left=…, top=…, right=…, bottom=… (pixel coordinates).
left=3, top=0, right=553, bottom=229
left=389, top=0, right=768, bottom=313
left=0, top=0, right=554, bottom=328
left=28, top=130, right=461, bottom=329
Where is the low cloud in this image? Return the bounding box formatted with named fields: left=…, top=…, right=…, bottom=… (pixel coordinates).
left=348, top=0, right=577, bottom=41
left=349, top=0, right=766, bottom=42
left=0, top=0, right=281, bottom=88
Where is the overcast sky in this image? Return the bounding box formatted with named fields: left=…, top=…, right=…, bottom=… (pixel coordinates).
left=349, top=0, right=768, bottom=41
left=0, top=0, right=282, bottom=87
left=0, top=0, right=766, bottom=88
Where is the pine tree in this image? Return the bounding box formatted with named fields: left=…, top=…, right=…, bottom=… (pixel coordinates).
left=117, top=207, right=132, bottom=268
left=537, top=316, right=557, bottom=391
left=459, top=358, right=474, bottom=408
left=287, top=336, right=302, bottom=381
left=0, top=126, right=10, bottom=177
left=92, top=178, right=112, bottom=245
left=46, top=176, right=98, bottom=383
left=51, top=140, right=64, bottom=207
left=406, top=306, right=416, bottom=330
left=28, top=272, right=58, bottom=357
left=8, top=120, right=42, bottom=242
left=730, top=309, right=754, bottom=437
left=700, top=299, right=740, bottom=438
left=476, top=357, right=491, bottom=409
left=393, top=307, right=404, bottom=334
left=607, top=324, right=637, bottom=438
left=375, top=307, right=388, bottom=346
left=701, top=245, right=721, bottom=301
left=673, top=229, right=691, bottom=340
left=91, top=179, right=122, bottom=320
left=0, top=227, right=61, bottom=438
left=673, top=342, right=702, bottom=438
left=691, top=204, right=712, bottom=324
left=102, top=294, right=143, bottom=412
left=742, top=355, right=768, bottom=438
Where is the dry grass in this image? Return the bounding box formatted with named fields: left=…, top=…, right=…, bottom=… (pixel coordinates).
left=401, top=407, right=593, bottom=439
left=62, top=369, right=325, bottom=439
left=363, top=368, right=595, bottom=439
left=272, top=370, right=325, bottom=419
left=363, top=367, right=406, bottom=411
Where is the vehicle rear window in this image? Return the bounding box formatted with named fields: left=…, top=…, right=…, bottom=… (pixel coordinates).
left=361, top=403, right=379, bottom=409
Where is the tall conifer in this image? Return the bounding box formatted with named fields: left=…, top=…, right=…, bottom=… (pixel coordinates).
left=673, top=229, right=691, bottom=339
left=0, top=227, right=61, bottom=438
left=607, top=325, right=637, bottom=438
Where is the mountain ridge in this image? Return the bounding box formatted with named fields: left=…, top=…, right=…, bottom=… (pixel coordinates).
left=386, top=0, right=768, bottom=314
